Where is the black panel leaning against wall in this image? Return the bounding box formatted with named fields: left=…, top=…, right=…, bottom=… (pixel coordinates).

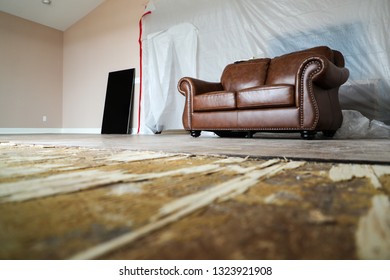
left=101, top=69, right=135, bottom=134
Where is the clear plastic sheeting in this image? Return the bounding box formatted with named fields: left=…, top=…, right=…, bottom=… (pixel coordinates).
left=335, top=110, right=390, bottom=139
left=139, top=0, right=390, bottom=134
left=141, top=22, right=198, bottom=133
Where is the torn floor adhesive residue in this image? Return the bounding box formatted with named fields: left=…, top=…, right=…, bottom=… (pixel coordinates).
left=0, top=143, right=389, bottom=260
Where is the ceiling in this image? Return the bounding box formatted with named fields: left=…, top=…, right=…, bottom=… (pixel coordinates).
left=0, top=0, right=105, bottom=31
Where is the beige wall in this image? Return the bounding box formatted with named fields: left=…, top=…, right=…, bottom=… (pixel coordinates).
left=0, top=11, right=63, bottom=128
left=63, top=0, right=146, bottom=130
left=0, top=0, right=145, bottom=132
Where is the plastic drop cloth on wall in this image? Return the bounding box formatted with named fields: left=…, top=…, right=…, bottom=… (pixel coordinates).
left=142, top=22, right=197, bottom=133
left=138, top=0, right=390, bottom=135
left=336, top=110, right=390, bottom=139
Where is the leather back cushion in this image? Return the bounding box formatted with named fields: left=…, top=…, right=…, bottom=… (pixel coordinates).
left=266, top=46, right=334, bottom=85
left=221, top=58, right=270, bottom=92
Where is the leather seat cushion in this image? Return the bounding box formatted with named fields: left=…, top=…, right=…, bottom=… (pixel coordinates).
left=237, top=85, right=295, bottom=109
left=193, top=91, right=236, bottom=112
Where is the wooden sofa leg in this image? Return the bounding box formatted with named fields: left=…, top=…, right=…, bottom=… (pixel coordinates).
left=190, top=130, right=201, bottom=138
left=322, top=130, right=336, bottom=138
left=246, top=131, right=255, bottom=138
left=301, top=131, right=317, bottom=140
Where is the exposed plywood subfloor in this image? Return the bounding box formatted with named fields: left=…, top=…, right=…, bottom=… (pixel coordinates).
left=0, top=140, right=389, bottom=260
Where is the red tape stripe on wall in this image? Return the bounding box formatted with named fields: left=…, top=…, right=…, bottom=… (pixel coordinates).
left=137, top=11, right=152, bottom=134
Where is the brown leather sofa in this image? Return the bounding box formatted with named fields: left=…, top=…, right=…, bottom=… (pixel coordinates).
left=177, top=46, right=350, bottom=139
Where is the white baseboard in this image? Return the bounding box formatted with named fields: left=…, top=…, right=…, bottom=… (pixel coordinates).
left=0, top=128, right=139, bottom=135
left=0, top=128, right=64, bottom=134
left=60, top=128, right=101, bottom=134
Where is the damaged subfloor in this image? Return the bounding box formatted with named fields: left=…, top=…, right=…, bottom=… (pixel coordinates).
left=0, top=134, right=389, bottom=260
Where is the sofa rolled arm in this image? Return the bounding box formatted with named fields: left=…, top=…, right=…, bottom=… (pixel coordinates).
left=178, top=77, right=224, bottom=96
left=311, top=57, right=350, bottom=89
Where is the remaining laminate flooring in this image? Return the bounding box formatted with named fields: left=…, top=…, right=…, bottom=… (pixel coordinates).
left=0, top=133, right=389, bottom=163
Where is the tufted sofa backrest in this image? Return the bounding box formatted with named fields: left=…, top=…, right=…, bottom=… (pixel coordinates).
left=265, top=46, right=337, bottom=86
left=221, top=58, right=271, bottom=92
